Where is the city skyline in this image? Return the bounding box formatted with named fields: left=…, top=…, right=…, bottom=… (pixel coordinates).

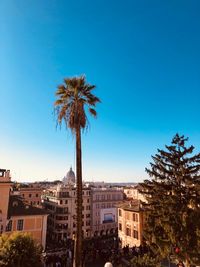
left=1, top=1, right=200, bottom=182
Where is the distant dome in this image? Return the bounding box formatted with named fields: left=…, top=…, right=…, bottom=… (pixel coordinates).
left=63, top=167, right=75, bottom=185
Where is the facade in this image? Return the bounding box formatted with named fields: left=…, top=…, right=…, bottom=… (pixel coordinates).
left=42, top=184, right=91, bottom=242
left=42, top=167, right=124, bottom=243
left=123, top=186, right=146, bottom=202
left=91, top=187, right=124, bottom=236
left=19, top=187, right=43, bottom=206
left=0, top=168, right=48, bottom=248
left=0, top=169, right=12, bottom=233
left=6, top=195, right=48, bottom=248
left=118, top=200, right=144, bottom=247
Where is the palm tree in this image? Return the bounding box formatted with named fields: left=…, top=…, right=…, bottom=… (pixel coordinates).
left=54, top=75, right=100, bottom=267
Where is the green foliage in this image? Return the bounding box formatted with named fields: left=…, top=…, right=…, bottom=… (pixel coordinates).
left=140, top=134, right=200, bottom=266
left=0, top=232, right=42, bottom=267
left=130, top=254, right=161, bottom=267
left=54, top=75, right=100, bottom=132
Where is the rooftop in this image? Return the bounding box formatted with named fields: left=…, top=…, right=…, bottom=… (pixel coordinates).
left=118, top=200, right=143, bottom=212
left=0, top=169, right=12, bottom=183
left=8, top=195, right=49, bottom=218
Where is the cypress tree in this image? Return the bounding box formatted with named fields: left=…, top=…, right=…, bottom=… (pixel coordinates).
left=139, top=134, right=200, bottom=266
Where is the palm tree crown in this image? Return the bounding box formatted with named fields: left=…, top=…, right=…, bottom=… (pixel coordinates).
left=54, top=75, right=100, bottom=131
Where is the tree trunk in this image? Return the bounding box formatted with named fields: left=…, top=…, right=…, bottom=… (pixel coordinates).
left=74, top=126, right=83, bottom=267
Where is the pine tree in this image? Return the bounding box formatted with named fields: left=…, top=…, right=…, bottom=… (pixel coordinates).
left=139, top=134, right=200, bottom=267
left=130, top=253, right=161, bottom=267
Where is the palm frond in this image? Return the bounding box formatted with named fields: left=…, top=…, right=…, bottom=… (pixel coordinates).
left=54, top=75, right=100, bottom=131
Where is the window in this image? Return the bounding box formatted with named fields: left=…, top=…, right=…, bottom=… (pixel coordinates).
left=6, top=220, right=12, bottom=231
left=63, top=224, right=68, bottom=229
left=36, top=194, right=38, bottom=197
left=65, top=200, right=68, bottom=204
left=118, top=223, right=122, bottom=231
left=133, top=213, right=138, bottom=222
left=86, top=220, right=90, bottom=226
left=133, top=230, right=139, bottom=239
left=86, top=214, right=90, bottom=218
left=118, top=194, right=122, bottom=200
left=87, top=199, right=90, bottom=203
left=60, top=192, right=69, bottom=198
left=29, top=194, right=32, bottom=198
left=60, top=200, right=63, bottom=204
left=64, top=207, right=68, bottom=213
left=17, top=219, right=24, bottom=231
left=126, top=212, right=130, bottom=220
left=119, top=209, right=122, bottom=216
left=126, top=227, right=131, bottom=236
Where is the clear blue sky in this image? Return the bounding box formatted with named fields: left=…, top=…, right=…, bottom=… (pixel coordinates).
left=1, top=0, right=200, bottom=183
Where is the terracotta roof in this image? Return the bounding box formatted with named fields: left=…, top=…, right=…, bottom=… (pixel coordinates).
left=117, top=199, right=144, bottom=212
left=8, top=195, right=49, bottom=218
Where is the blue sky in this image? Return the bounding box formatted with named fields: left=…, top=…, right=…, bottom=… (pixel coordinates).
left=1, top=0, right=200, bottom=182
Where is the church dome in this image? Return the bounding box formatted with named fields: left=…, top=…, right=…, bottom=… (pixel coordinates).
left=63, top=167, right=75, bottom=185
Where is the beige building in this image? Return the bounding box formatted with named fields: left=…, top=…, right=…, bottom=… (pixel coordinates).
left=19, top=187, right=43, bottom=206
left=42, top=184, right=91, bottom=242
left=0, top=168, right=48, bottom=248
left=91, top=187, right=124, bottom=236
left=42, top=168, right=92, bottom=243
left=123, top=186, right=146, bottom=202
left=118, top=200, right=144, bottom=247
left=42, top=168, right=124, bottom=242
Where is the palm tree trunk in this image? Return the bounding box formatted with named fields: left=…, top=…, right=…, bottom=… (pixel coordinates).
left=74, top=126, right=83, bottom=267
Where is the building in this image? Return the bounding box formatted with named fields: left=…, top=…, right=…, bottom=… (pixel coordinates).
left=0, top=168, right=48, bottom=248
left=0, top=169, right=12, bottom=233
left=118, top=200, right=144, bottom=247
left=123, top=185, right=146, bottom=202
left=6, top=195, right=48, bottom=248
left=91, top=187, right=124, bottom=236
left=42, top=167, right=92, bottom=243
left=42, top=167, right=124, bottom=244
left=18, top=187, right=43, bottom=206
